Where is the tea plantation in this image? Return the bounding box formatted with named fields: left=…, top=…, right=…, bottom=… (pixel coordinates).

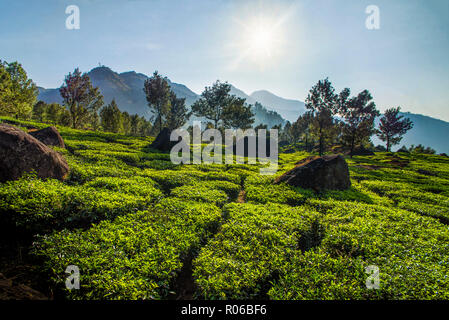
left=1, top=117, right=449, bottom=300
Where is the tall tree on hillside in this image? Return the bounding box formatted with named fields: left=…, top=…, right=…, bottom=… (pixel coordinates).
left=60, top=68, right=104, bottom=129
left=143, top=71, right=171, bottom=134
left=377, top=107, right=413, bottom=152
left=165, top=91, right=191, bottom=130
left=192, top=80, right=235, bottom=129
left=100, top=99, right=123, bottom=133
left=222, top=97, right=255, bottom=130
left=1, top=61, right=38, bottom=118
left=341, top=90, right=380, bottom=156
left=305, top=78, right=343, bottom=156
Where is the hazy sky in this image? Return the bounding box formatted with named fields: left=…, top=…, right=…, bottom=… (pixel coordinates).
left=1, top=0, right=448, bottom=121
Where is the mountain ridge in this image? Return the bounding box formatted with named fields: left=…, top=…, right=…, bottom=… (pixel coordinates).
left=37, top=66, right=449, bottom=154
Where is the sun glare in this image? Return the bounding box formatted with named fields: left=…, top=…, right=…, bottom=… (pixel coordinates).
left=228, top=5, right=296, bottom=70
left=247, top=24, right=275, bottom=59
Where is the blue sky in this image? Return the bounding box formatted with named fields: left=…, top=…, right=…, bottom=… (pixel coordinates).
left=1, top=0, right=448, bottom=121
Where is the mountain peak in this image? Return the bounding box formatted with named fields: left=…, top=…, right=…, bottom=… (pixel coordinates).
left=89, top=66, right=114, bottom=75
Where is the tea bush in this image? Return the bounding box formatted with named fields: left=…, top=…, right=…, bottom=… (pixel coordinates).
left=2, top=117, right=449, bottom=300
left=0, top=175, right=155, bottom=232
left=193, top=203, right=321, bottom=299
left=32, top=198, right=222, bottom=299
left=171, top=185, right=229, bottom=207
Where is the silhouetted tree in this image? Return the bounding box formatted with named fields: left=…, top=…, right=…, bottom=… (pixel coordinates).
left=143, top=71, right=171, bottom=134
left=222, top=97, right=255, bottom=130
left=280, top=121, right=292, bottom=144
left=254, top=123, right=268, bottom=130
left=341, top=90, right=380, bottom=156
left=192, top=80, right=235, bottom=129
left=292, top=111, right=314, bottom=151
left=377, top=107, right=413, bottom=152
left=409, top=144, right=436, bottom=154
left=305, top=78, right=342, bottom=155
left=165, top=91, right=191, bottom=130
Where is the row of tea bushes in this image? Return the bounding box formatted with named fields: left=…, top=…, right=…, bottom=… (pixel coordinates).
left=32, top=198, right=222, bottom=299
left=171, top=185, right=229, bottom=207
left=0, top=175, right=162, bottom=232
left=291, top=199, right=449, bottom=299
left=193, top=203, right=321, bottom=299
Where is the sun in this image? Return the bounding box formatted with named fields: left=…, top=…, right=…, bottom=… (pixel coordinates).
left=247, top=24, right=276, bottom=60
left=228, top=8, right=294, bottom=70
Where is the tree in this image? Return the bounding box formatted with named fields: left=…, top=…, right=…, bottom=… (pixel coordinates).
left=280, top=121, right=293, bottom=144
left=165, top=91, right=191, bottom=130
left=191, top=80, right=235, bottom=129
left=291, top=111, right=314, bottom=151
left=143, top=71, right=171, bottom=134
left=32, top=101, right=48, bottom=122
left=122, top=111, right=131, bottom=134
left=100, top=99, right=123, bottom=133
left=377, top=107, right=413, bottom=152
left=1, top=61, right=38, bottom=118
left=139, top=117, right=152, bottom=136
left=254, top=123, right=268, bottom=130
left=305, top=78, right=341, bottom=156
left=222, top=97, right=255, bottom=130
left=130, top=114, right=142, bottom=136
left=60, top=68, right=104, bottom=129
left=409, top=144, right=436, bottom=155
left=0, top=62, right=13, bottom=115
left=46, top=103, right=64, bottom=124
left=340, top=90, right=380, bottom=156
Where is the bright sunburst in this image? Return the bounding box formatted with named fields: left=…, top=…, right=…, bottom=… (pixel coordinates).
left=247, top=23, right=276, bottom=60
left=228, top=4, right=296, bottom=70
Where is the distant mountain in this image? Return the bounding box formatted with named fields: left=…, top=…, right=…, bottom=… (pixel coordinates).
left=372, top=112, right=449, bottom=154
left=228, top=85, right=285, bottom=127
left=250, top=90, right=306, bottom=123
left=38, top=67, right=199, bottom=119
left=38, top=67, right=285, bottom=128
left=37, top=66, right=449, bottom=153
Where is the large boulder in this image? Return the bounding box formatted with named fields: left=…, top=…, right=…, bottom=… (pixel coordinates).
left=29, top=126, right=65, bottom=148
left=275, top=154, right=351, bottom=192
left=151, top=128, right=178, bottom=152
left=0, top=124, right=69, bottom=182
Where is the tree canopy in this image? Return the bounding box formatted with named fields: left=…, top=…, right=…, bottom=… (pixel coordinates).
left=377, top=107, right=413, bottom=151
left=59, top=68, right=104, bottom=129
